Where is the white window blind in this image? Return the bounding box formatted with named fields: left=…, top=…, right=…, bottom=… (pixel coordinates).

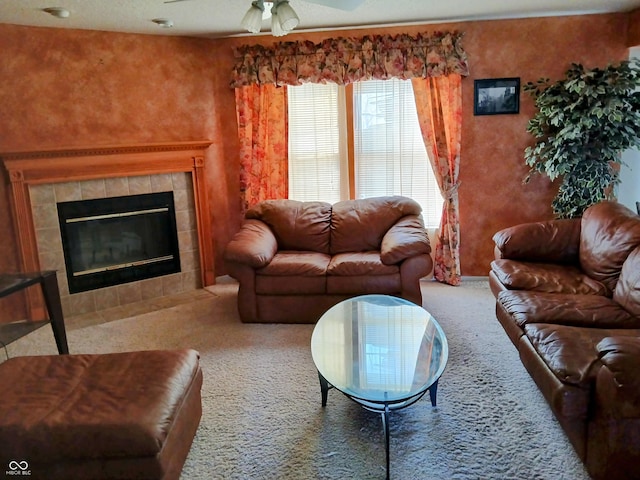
left=287, top=79, right=443, bottom=228
left=353, top=79, right=443, bottom=228
left=287, top=83, right=348, bottom=204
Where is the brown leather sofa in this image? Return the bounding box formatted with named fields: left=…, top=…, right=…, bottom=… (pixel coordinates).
left=224, top=196, right=432, bottom=323
left=489, top=201, right=640, bottom=480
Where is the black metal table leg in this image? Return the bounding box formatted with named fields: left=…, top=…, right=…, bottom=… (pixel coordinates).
left=318, top=371, right=330, bottom=406
left=40, top=271, right=69, bottom=354
left=428, top=379, right=439, bottom=407
left=381, top=406, right=390, bottom=480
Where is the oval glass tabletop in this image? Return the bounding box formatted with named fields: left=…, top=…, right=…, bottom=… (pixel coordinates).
left=311, top=294, right=448, bottom=406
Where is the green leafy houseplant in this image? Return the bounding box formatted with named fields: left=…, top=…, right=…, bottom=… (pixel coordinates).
left=523, top=60, right=640, bottom=218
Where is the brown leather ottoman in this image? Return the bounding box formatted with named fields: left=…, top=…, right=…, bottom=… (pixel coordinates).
left=0, top=349, right=203, bottom=480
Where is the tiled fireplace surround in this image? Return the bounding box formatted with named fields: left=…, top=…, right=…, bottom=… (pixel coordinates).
left=2, top=142, right=214, bottom=319
left=32, top=173, right=199, bottom=316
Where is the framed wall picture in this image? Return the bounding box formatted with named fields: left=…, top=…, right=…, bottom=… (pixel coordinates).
left=474, top=78, right=520, bottom=116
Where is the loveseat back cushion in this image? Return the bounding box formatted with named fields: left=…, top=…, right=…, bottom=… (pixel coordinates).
left=580, top=201, right=640, bottom=293
left=613, top=246, right=640, bottom=316
left=330, top=196, right=422, bottom=254
left=246, top=199, right=332, bottom=253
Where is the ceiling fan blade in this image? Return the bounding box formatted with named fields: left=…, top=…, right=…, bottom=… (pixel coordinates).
left=304, top=0, right=365, bottom=11
left=164, top=0, right=191, bottom=3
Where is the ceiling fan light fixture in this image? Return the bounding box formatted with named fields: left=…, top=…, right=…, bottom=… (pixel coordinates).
left=43, top=7, right=70, bottom=19
left=241, top=0, right=298, bottom=36
left=152, top=18, right=174, bottom=28
left=241, top=0, right=264, bottom=33
left=275, top=1, right=299, bottom=32
left=263, top=2, right=273, bottom=20
left=270, top=11, right=287, bottom=37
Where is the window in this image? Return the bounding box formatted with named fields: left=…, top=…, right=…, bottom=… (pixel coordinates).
left=287, top=83, right=348, bottom=204
left=288, top=79, right=443, bottom=227
left=353, top=79, right=443, bottom=226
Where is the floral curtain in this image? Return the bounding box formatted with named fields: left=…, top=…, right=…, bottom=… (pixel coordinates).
left=231, top=32, right=468, bottom=87
left=234, top=84, right=288, bottom=212
left=412, top=75, right=463, bottom=285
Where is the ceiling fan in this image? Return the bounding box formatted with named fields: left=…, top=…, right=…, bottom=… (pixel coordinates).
left=163, top=0, right=366, bottom=36
left=164, top=0, right=364, bottom=9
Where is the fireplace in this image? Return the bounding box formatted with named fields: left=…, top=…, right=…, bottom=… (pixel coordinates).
left=58, top=192, right=181, bottom=294
left=1, top=141, right=214, bottom=319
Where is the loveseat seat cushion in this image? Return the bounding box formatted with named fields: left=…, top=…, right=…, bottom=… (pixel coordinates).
left=330, top=196, right=422, bottom=254
left=257, top=251, right=330, bottom=276
left=579, top=201, right=640, bottom=293
left=327, top=251, right=399, bottom=276
left=491, top=259, right=607, bottom=295
left=524, top=324, right=640, bottom=389
left=246, top=199, right=332, bottom=253
left=256, top=251, right=330, bottom=294
left=498, top=290, right=640, bottom=329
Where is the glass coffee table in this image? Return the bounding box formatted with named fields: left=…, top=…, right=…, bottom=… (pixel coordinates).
left=311, top=294, right=448, bottom=480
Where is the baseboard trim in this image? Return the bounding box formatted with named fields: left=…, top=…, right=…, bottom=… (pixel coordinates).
left=420, top=275, right=489, bottom=283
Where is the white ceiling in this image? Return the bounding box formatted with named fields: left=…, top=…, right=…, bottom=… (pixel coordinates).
left=1, top=0, right=640, bottom=39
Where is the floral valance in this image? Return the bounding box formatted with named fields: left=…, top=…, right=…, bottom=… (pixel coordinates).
left=230, top=31, right=469, bottom=88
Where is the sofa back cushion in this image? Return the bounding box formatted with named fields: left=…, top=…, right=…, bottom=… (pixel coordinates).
left=580, top=201, right=640, bottom=293
left=246, top=200, right=332, bottom=253
left=330, top=196, right=422, bottom=254
left=614, top=246, right=640, bottom=316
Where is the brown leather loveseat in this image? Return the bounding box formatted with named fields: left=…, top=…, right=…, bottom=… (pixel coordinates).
left=224, top=196, right=432, bottom=323
left=489, top=201, right=640, bottom=480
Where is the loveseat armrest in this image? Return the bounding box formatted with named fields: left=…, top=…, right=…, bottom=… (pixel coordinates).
left=380, top=215, right=431, bottom=265
left=223, top=219, right=278, bottom=269
left=493, top=218, right=581, bottom=264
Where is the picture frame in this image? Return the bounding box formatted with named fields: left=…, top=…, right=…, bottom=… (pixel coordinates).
left=474, top=77, right=520, bottom=116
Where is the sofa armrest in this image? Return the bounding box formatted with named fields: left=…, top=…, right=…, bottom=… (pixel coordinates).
left=588, top=336, right=640, bottom=478
left=380, top=215, right=431, bottom=265
left=596, top=336, right=640, bottom=417
left=597, top=337, right=640, bottom=393
left=223, top=219, right=278, bottom=269
left=493, top=218, right=581, bottom=264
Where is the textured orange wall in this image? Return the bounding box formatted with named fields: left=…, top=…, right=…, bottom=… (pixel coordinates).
left=459, top=14, right=628, bottom=274
left=0, top=24, right=241, bottom=321
left=0, top=13, right=630, bottom=322
left=629, top=9, right=640, bottom=46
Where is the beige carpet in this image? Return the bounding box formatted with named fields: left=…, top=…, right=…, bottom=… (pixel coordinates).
left=5, top=279, right=590, bottom=480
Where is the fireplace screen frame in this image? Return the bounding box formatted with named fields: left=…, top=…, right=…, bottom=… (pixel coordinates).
left=57, top=192, right=181, bottom=294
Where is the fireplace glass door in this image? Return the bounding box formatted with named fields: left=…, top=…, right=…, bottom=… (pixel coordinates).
left=57, top=192, right=181, bottom=294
